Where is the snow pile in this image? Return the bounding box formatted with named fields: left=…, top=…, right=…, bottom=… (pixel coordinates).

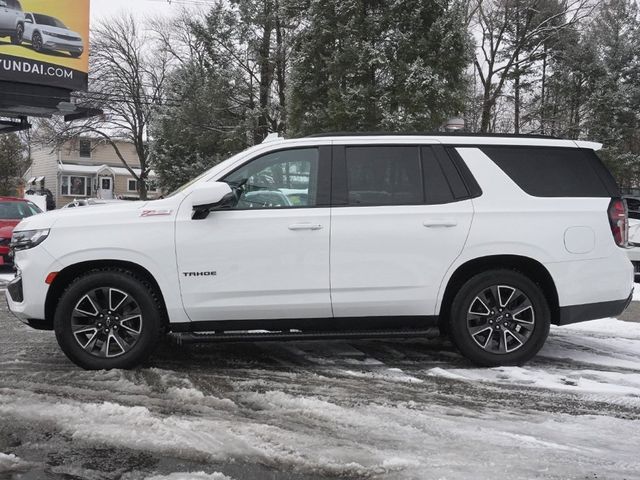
left=0, top=453, right=32, bottom=473
left=146, top=473, right=233, bottom=480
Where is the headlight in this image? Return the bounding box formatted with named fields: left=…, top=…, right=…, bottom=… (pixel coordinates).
left=10, top=229, right=50, bottom=252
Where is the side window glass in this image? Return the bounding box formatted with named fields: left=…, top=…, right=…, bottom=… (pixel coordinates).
left=223, top=148, right=319, bottom=209
left=346, top=146, right=423, bottom=206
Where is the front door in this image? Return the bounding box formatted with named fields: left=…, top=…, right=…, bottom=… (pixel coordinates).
left=98, top=176, right=113, bottom=199
left=175, top=146, right=332, bottom=323
left=329, top=144, right=474, bottom=318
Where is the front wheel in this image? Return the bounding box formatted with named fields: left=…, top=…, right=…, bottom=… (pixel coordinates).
left=448, top=270, right=550, bottom=366
left=11, top=24, right=23, bottom=45
left=32, top=32, right=43, bottom=52
left=54, top=269, right=164, bottom=370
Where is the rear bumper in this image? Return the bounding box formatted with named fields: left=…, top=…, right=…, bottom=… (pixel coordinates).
left=557, top=290, right=634, bottom=326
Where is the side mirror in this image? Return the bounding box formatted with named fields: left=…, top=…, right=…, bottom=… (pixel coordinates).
left=191, top=182, right=234, bottom=220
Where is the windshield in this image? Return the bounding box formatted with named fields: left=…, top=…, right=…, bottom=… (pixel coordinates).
left=0, top=201, right=42, bottom=220
left=34, top=14, right=67, bottom=28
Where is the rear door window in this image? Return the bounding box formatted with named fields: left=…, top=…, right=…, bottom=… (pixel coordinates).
left=480, top=146, right=619, bottom=197
left=345, top=146, right=423, bottom=206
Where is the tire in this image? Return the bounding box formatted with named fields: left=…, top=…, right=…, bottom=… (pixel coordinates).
left=11, top=24, right=23, bottom=45
left=32, top=32, right=42, bottom=52
left=448, top=269, right=550, bottom=367
left=54, top=269, right=164, bottom=370
left=70, top=51, right=82, bottom=58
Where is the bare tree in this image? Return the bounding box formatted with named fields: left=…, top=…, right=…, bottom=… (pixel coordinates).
left=39, top=14, right=169, bottom=200
left=473, top=0, right=591, bottom=132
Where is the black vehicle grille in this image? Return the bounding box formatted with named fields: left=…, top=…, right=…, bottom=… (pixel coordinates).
left=58, top=34, right=81, bottom=42
left=8, top=277, right=23, bottom=303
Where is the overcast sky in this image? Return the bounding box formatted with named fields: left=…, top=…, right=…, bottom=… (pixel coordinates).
left=91, top=0, right=178, bottom=23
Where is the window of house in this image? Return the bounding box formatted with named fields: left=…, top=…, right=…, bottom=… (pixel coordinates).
left=79, top=139, right=92, bottom=158
left=345, top=146, right=423, bottom=206
left=128, top=179, right=157, bottom=193
left=61, top=175, right=91, bottom=196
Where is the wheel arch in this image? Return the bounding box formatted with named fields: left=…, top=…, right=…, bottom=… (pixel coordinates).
left=45, top=260, right=169, bottom=330
left=438, top=255, right=560, bottom=329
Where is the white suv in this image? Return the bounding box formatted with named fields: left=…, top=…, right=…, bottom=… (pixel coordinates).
left=6, top=134, right=634, bottom=370
left=0, top=0, right=24, bottom=44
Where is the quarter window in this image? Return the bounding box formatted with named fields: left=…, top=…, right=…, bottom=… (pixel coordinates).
left=345, top=146, right=423, bottom=206
left=223, top=148, right=319, bottom=209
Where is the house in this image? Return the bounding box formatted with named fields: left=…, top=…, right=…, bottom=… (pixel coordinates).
left=23, top=137, right=161, bottom=208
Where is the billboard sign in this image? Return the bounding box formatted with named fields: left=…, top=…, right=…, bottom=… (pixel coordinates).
left=0, top=0, right=89, bottom=91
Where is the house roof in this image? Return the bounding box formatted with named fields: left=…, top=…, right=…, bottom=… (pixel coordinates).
left=58, top=163, right=156, bottom=177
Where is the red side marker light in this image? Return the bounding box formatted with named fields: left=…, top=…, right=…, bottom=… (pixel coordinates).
left=45, top=272, right=59, bottom=285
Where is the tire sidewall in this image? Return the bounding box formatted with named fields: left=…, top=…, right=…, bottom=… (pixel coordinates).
left=54, top=271, right=161, bottom=370
left=449, top=270, right=551, bottom=366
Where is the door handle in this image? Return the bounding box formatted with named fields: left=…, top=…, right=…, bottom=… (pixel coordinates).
left=288, top=223, right=323, bottom=231
left=423, top=220, right=458, bottom=228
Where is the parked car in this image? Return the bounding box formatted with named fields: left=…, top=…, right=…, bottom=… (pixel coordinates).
left=62, top=199, right=125, bottom=209
left=21, top=12, right=83, bottom=57
left=0, top=197, right=42, bottom=267
left=0, top=0, right=24, bottom=45
left=5, top=134, right=634, bottom=370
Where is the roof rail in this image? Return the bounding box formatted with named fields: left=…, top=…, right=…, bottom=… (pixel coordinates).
left=304, top=131, right=560, bottom=139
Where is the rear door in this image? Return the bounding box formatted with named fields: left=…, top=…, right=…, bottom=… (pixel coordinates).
left=330, top=144, right=475, bottom=318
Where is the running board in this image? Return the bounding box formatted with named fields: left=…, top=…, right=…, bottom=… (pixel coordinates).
left=170, top=328, right=441, bottom=345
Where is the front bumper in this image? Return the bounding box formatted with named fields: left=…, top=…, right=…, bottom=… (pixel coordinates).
left=557, top=289, right=634, bottom=326
left=43, top=39, right=83, bottom=53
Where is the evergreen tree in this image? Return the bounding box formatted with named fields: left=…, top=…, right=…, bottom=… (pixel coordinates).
left=152, top=62, right=248, bottom=193
left=584, top=0, right=640, bottom=187
left=0, top=134, right=25, bottom=197
left=288, top=0, right=471, bottom=135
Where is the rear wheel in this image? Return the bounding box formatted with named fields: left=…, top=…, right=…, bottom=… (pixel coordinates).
left=448, top=270, right=550, bottom=366
left=54, top=269, right=163, bottom=370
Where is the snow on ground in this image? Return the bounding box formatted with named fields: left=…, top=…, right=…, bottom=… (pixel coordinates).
left=0, top=271, right=13, bottom=287
left=0, top=301, right=639, bottom=479
left=0, top=452, right=33, bottom=473
left=146, top=473, right=234, bottom=480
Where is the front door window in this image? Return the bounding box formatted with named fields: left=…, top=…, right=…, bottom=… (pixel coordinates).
left=223, top=148, right=319, bottom=209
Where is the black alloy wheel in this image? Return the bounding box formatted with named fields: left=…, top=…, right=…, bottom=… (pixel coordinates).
left=54, top=269, right=164, bottom=370
left=70, top=287, right=144, bottom=359
left=32, top=32, right=43, bottom=52
left=448, top=269, right=550, bottom=366
left=11, top=24, right=23, bottom=45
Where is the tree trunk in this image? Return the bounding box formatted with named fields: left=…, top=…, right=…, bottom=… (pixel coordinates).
left=257, top=1, right=273, bottom=142
left=540, top=45, right=547, bottom=135
left=274, top=0, right=286, bottom=133
left=480, top=84, right=494, bottom=133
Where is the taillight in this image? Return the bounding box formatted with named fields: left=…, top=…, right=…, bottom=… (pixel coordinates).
left=608, top=198, right=628, bottom=247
